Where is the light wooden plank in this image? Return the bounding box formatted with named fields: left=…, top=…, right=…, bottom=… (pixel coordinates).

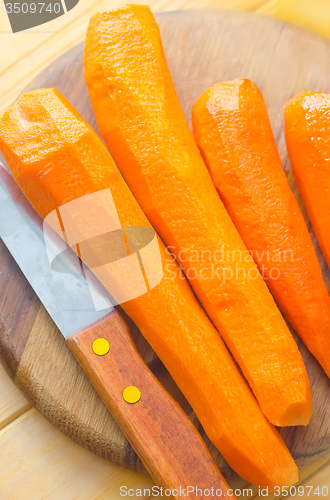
left=0, top=408, right=157, bottom=500
left=249, top=453, right=330, bottom=500
left=257, top=0, right=330, bottom=39
left=1, top=1, right=330, bottom=499
left=287, top=459, right=330, bottom=499
left=0, top=0, right=268, bottom=115
left=0, top=362, right=31, bottom=429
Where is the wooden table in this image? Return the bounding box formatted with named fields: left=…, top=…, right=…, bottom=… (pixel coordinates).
left=1, top=0, right=330, bottom=498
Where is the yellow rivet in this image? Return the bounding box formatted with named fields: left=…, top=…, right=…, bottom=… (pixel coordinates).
left=123, top=386, right=141, bottom=404
left=92, top=338, right=110, bottom=356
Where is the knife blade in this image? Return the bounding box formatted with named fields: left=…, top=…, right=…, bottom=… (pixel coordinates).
left=0, top=162, right=114, bottom=337
left=0, top=162, right=231, bottom=499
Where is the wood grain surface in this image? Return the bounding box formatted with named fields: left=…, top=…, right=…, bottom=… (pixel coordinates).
left=67, top=309, right=231, bottom=499
left=1, top=0, right=330, bottom=120
left=2, top=8, right=330, bottom=497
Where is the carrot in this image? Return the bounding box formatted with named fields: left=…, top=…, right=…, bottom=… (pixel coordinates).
left=192, top=78, right=330, bottom=380
left=0, top=88, right=299, bottom=488
left=84, top=5, right=311, bottom=427
left=285, top=92, right=330, bottom=271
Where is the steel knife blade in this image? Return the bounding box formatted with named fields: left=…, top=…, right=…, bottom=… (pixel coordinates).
left=0, top=161, right=114, bottom=338
left=0, top=160, right=230, bottom=500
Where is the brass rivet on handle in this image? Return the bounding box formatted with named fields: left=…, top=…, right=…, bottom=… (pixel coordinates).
left=123, top=386, right=141, bottom=404
left=92, top=338, right=110, bottom=356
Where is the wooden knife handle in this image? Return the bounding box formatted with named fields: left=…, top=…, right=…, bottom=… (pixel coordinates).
left=66, top=309, right=232, bottom=500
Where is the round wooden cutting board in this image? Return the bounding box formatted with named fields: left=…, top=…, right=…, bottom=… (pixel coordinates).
left=1, top=9, right=330, bottom=490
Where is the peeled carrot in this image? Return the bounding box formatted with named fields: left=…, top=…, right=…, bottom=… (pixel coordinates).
left=192, top=78, right=330, bottom=380
left=285, top=91, right=330, bottom=271
left=84, top=4, right=311, bottom=427
left=0, top=88, right=299, bottom=488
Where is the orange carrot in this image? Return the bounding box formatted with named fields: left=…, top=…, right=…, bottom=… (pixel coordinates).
left=285, top=91, right=330, bottom=271
left=84, top=5, right=311, bottom=427
left=0, top=88, right=299, bottom=488
left=192, top=78, right=330, bottom=380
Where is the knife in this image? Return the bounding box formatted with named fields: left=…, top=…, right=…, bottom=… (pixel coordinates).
left=0, top=162, right=232, bottom=499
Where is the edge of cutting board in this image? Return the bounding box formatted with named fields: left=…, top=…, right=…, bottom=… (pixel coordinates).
left=1, top=9, right=330, bottom=490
